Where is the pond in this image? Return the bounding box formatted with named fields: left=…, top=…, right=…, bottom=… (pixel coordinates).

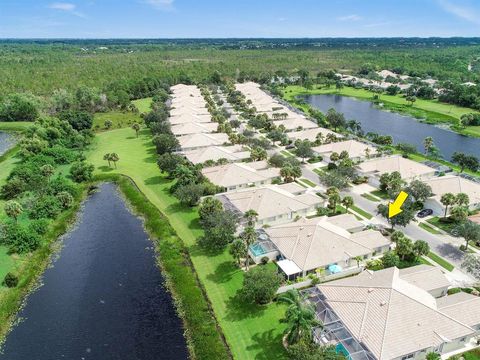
left=0, top=183, right=188, bottom=360
left=0, top=132, right=15, bottom=156
left=301, top=94, right=480, bottom=161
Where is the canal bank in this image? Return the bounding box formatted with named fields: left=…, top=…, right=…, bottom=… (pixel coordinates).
left=0, top=182, right=190, bottom=360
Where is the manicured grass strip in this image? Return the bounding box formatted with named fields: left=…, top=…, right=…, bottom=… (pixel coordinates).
left=371, top=190, right=390, bottom=200
left=295, top=180, right=308, bottom=188
left=132, top=97, right=153, bottom=113
left=427, top=217, right=455, bottom=234
left=95, top=173, right=231, bottom=360
left=361, top=193, right=380, bottom=202
left=312, top=168, right=324, bottom=176
left=350, top=205, right=373, bottom=220
left=0, top=122, right=33, bottom=132
left=280, top=150, right=294, bottom=158
left=298, top=178, right=316, bottom=187
left=418, top=222, right=442, bottom=235
left=427, top=251, right=455, bottom=272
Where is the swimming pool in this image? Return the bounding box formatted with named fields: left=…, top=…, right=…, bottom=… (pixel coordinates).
left=249, top=243, right=267, bottom=257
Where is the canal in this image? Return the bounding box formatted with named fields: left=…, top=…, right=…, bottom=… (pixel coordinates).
left=301, top=94, right=480, bottom=161
left=0, top=183, right=188, bottom=360
left=0, top=132, right=15, bottom=156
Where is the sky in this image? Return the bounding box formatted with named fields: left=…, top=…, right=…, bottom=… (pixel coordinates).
left=0, top=0, right=480, bottom=38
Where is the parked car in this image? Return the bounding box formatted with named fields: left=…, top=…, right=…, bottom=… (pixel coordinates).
left=417, top=209, right=433, bottom=218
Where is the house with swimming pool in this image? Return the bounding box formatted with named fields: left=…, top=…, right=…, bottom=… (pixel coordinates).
left=248, top=214, right=390, bottom=279
left=302, top=266, right=480, bottom=360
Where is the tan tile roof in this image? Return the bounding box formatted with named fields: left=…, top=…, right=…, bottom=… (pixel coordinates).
left=287, top=128, right=339, bottom=142
left=318, top=267, right=474, bottom=360
left=312, top=140, right=377, bottom=158
left=437, top=292, right=480, bottom=328
left=178, top=133, right=229, bottom=150
left=202, top=162, right=279, bottom=188
left=171, top=122, right=218, bottom=136
left=276, top=182, right=306, bottom=194
left=182, top=145, right=250, bottom=164
left=273, top=117, right=318, bottom=131
left=219, top=185, right=322, bottom=222
left=399, top=265, right=451, bottom=293
left=266, top=216, right=389, bottom=272
left=357, top=155, right=435, bottom=179
left=425, top=175, right=480, bottom=205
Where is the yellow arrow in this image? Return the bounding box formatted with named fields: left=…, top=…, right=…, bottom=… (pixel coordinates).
left=388, top=191, right=409, bottom=218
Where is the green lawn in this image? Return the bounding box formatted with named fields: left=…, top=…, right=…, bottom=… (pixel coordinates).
left=418, top=222, right=442, bottom=235
left=93, top=111, right=142, bottom=131
left=132, top=97, right=153, bottom=113
left=280, top=150, right=294, bottom=158
left=427, top=216, right=456, bottom=234
left=298, top=178, right=316, bottom=187
left=86, top=128, right=287, bottom=360
left=427, top=251, right=455, bottom=272
left=361, top=193, right=380, bottom=202
left=0, top=122, right=33, bottom=132
left=350, top=205, right=373, bottom=220
left=371, top=190, right=390, bottom=200
left=283, top=85, right=480, bottom=137
left=459, top=348, right=480, bottom=360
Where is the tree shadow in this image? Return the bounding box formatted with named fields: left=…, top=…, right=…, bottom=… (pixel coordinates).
left=144, top=155, right=158, bottom=164
left=246, top=329, right=286, bottom=360
left=126, top=136, right=136, bottom=140
left=98, top=165, right=114, bottom=172
left=188, top=217, right=202, bottom=231
left=144, top=175, right=169, bottom=186
left=206, top=260, right=236, bottom=284
left=224, top=291, right=267, bottom=322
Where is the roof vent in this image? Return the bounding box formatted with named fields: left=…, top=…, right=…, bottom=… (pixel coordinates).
left=367, top=288, right=374, bottom=293
left=380, top=301, right=387, bottom=306
left=307, top=233, right=312, bottom=237
left=299, top=226, right=304, bottom=230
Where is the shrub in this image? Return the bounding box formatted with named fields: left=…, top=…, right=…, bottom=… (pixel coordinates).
left=29, top=195, right=62, bottom=219
left=28, top=218, right=50, bottom=235
left=240, top=265, right=283, bottom=305
left=3, top=272, right=19, bottom=288
left=260, top=256, right=269, bottom=265
left=70, top=161, right=94, bottom=183
left=0, top=222, right=41, bottom=253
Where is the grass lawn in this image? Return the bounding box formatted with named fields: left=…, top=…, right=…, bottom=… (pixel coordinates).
left=361, top=193, right=380, bottom=202
left=86, top=128, right=287, bottom=360
left=427, top=216, right=456, bottom=234
left=427, top=251, right=455, bottom=272
left=371, top=190, right=390, bottom=200
left=350, top=205, right=373, bottom=220
left=298, top=178, right=316, bottom=187
left=283, top=85, right=480, bottom=137
left=93, top=111, right=142, bottom=132
left=132, top=97, right=153, bottom=113
left=418, top=222, right=442, bottom=235
left=459, top=348, right=480, bottom=360
left=280, top=150, right=294, bottom=158
left=0, top=122, right=33, bottom=132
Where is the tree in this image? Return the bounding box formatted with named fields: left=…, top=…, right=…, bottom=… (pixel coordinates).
left=326, top=187, right=341, bottom=213
left=40, top=164, right=55, bottom=179
left=278, top=290, right=320, bottom=345
left=174, top=182, right=205, bottom=207
left=405, top=95, right=416, bottom=106
left=199, top=197, right=223, bottom=224
left=406, top=180, right=432, bottom=203
left=59, top=110, right=93, bottom=131
left=281, top=164, right=301, bottom=183
left=381, top=251, right=400, bottom=268
left=451, top=152, right=480, bottom=173
left=229, top=119, right=241, bottom=130
left=440, top=193, right=456, bottom=218
left=244, top=209, right=259, bottom=227
left=450, top=206, right=469, bottom=223
left=426, top=353, right=441, bottom=360
left=56, top=191, right=74, bottom=209
left=318, top=170, right=349, bottom=189
left=423, top=137, right=434, bottom=155
left=199, top=210, right=238, bottom=251
left=267, top=129, right=287, bottom=145
left=413, top=240, right=430, bottom=259
left=456, top=193, right=470, bottom=207
left=240, top=226, right=257, bottom=270
left=241, top=265, right=283, bottom=305
left=131, top=122, right=141, bottom=137
left=69, top=161, right=94, bottom=183
left=0, top=93, right=40, bottom=122
left=230, top=239, right=247, bottom=267
left=295, top=140, right=313, bottom=163
left=395, top=236, right=414, bottom=260
left=152, top=133, right=179, bottom=155
left=157, top=153, right=186, bottom=178
left=109, top=153, right=119, bottom=168
left=454, top=221, right=480, bottom=251
left=462, top=253, right=480, bottom=279
left=353, top=255, right=363, bottom=268
left=341, top=196, right=354, bottom=212
left=250, top=147, right=267, bottom=161
left=325, top=108, right=346, bottom=132
left=4, top=200, right=23, bottom=223
left=377, top=203, right=415, bottom=229
left=104, top=119, right=113, bottom=130
left=103, top=153, right=111, bottom=167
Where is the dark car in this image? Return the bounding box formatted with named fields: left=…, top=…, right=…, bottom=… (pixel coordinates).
left=417, top=209, right=433, bottom=218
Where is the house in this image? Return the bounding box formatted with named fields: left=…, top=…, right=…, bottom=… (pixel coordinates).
left=287, top=127, right=340, bottom=143
left=260, top=215, right=389, bottom=277
left=178, top=133, right=229, bottom=151
left=202, top=161, right=279, bottom=191
left=398, top=265, right=451, bottom=298
left=216, top=183, right=322, bottom=227
left=307, top=266, right=479, bottom=360
left=357, top=155, right=436, bottom=187
left=181, top=145, right=251, bottom=165
left=273, top=116, right=318, bottom=131
left=424, top=176, right=480, bottom=215
left=171, top=122, right=218, bottom=137
left=169, top=113, right=212, bottom=125
left=312, top=139, right=377, bottom=161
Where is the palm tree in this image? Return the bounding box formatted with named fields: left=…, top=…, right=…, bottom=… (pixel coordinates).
left=109, top=153, right=120, bottom=168
left=423, top=136, right=434, bottom=155
left=244, top=209, right=259, bottom=227
left=240, top=226, right=257, bottom=270
left=456, top=192, right=470, bottom=207
left=440, top=193, right=456, bottom=218
left=454, top=221, right=480, bottom=251
left=4, top=201, right=23, bottom=223
left=131, top=122, right=141, bottom=137
left=229, top=239, right=247, bottom=268
left=341, top=196, right=354, bottom=212
left=353, top=255, right=363, bottom=268
left=103, top=153, right=111, bottom=167
left=278, top=290, right=321, bottom=345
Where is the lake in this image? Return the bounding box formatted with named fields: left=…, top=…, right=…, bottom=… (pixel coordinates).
left=0, top=183, right=188, bottom=360
left=0, top=132, right=15, bottom=156
left=301, top=94, right=480, bottom=161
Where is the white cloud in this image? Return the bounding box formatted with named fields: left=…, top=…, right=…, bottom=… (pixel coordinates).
left=437, top=0, right=480, bottom=24
left=143, top=0, right=175, bottom=11
left=48, top=2, right=85, bottom=17
left=337, top=14, right=362, bottom=21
